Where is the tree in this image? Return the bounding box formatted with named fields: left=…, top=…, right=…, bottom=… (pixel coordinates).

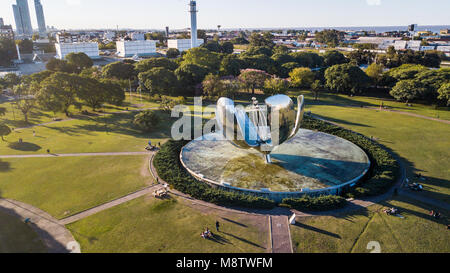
left=138, top=67, right=178, bottom=95
left=273, top=45, right=290, bottom=55
left=181, top=47, right=221, bottom=72
left=65, top=52, right=93, bottom=72
left=279, top=62, right=300, bottom=78
left=2, top=73, right=21, bottom=88
left=315, top=29, right=344, bottom=47
left=166, top=48, right=180, bottom=58
left=133, top=110, right=161, bottom=132
left=324, top=64, right=370, bottom=95
left=134, top=57, right=178, bottom=73
left=289, top=67, right=315, bottom=88
left=102, top=61, right=136, bottom=80
left=311, top=80, right=323, bottom=101
left=249, top=32, right=274, bottom=48
left=290, top=51, right=324, bottom=68
left=263, top=77, right=289, bottom=96
left=242, top=46, right=273, bottom=57
left=348, top=49, right=375, bottom=65
left=272, top=53, right=296, bottom=67
left=0, top=38, right=17, bottom=67
left=12, top=79, right=39, bottom=123
left=16, top=39, right=33, bottom=54
left=322, top=50, right=348, bottom=67
left=175, top=63, right=209, bottom=96
left=220, top=41, right=234, bottom=54
left=240, top=54, right=277, bottom=74
left=0, top=124, right=11, bottom=141
left=238, top=69, right=270, bottom=95
left=221, top=79, right=241, bottom=99
left=101, top=79, right=126, bottom=106
left=37, top=72, right=80, bottom=116
left=220, top=54, right=244, bottom=77
left=0, top=107, right=6, bottom=117
left=390, top=79, right=427, bottom=103
left=46, top=58, right=77, bottom=73
left=202, top=74, right=225, bottom=99
left=76, top=77, right=105, bottom=111
left=365, top=63, right=384, bottom=87
left=438, top=83, right=450, bottom=106
left=202, top=40, right=221, bottom=52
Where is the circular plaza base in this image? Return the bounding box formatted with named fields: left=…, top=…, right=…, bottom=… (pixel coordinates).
left=180, top=129, right=371, bottom=201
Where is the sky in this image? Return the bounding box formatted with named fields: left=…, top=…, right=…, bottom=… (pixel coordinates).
left=0, top=0, right=449, bottom=30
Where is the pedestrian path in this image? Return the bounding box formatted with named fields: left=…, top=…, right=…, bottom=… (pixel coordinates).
left=270, top=215, right=293, bottom=253
left=0, top=151, right=151, bottom=159
left=60, top=184, right=162, bottom=225
left=0, top=198, right=75, bottom=253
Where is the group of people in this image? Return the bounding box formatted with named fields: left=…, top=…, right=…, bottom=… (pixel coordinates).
left=200, top=221, right=220, bottom=240
left=384, top=207, right=399, bottom=215
left=201, top=228, right=213, bottom=239
left=430, top=210, right=441, bottom=219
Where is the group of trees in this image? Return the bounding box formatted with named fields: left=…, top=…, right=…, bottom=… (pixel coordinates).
left=377, top=46, right=443, bottom=69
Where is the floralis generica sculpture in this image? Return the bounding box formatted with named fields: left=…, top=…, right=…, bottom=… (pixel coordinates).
left=215, top=94, right=305, bottom=164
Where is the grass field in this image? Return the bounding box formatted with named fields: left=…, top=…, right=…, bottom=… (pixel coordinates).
left=291, top=196, right=450, bottom=253
left=0, top=111, right=172, bottom=155
left=0, top=210, right=47, bottom=253
left=0, top=155, right=151, bottom=219
left=67, top=196, right=269, bottom=253
left=293, top=90, right=450, bottom=121
left=303, top=104, right=450, bottom=203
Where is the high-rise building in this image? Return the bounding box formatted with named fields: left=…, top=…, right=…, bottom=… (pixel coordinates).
left=0, top=18, right=4, bottom=27
left=34, top=0, right=47, bottom=36
left=12, top=0, right=33, bottom=36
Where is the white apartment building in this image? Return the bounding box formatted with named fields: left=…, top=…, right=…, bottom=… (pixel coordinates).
left=55, top=42, right=100, bottom=60
left=168, top=39, right=204, bottom=52
left=116, top=40, right=157, bottom=58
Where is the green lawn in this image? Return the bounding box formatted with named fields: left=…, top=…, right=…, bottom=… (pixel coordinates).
left=293, top=90, right=450, bottom=121
left=303, top=104, right=450, bottom=203
left=291, top=196, right=450, bottom=253
left=0, top=210, right=47, bottom=253
left=0, top=111, right=172, bottom=155
left=0, top=155, right=151, bottom=219
left=67, top=196, right=269, bottom=253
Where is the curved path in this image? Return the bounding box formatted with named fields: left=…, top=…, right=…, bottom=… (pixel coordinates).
left=0, top=198, right=76, bottom=253
left=0, top=151, right=151, bottom=159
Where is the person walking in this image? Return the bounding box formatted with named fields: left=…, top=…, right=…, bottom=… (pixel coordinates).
left=215, top=221, right=220, bottom=232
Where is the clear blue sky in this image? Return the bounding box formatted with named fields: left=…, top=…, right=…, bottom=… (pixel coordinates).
left=1, top=0, right=449, bottom=30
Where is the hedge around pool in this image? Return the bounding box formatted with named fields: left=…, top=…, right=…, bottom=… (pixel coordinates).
left=153, top=116, right=399, bottom=211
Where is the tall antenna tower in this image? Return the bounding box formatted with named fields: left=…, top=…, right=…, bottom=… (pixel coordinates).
left=189, top=1, right=198, bottom=48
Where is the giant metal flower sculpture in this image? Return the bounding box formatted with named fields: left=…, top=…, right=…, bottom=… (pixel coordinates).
left=216, top=94, right=305, bottom=164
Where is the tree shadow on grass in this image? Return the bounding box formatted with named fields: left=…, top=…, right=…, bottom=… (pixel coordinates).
left=221, top=231, right=265, bottom=249
left=221, top=217, right=248, bottom=228
left=8, top=142, right=42, bottom=152
left=0, top=160, right=12, bottom=172
left=311, top=114, right=373, bottom=128
left=293, top=222, right=342, bottom=239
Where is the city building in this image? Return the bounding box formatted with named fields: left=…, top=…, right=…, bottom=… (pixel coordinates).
left=116, top=40, right=157, bottom=57
left=56, top=32, right=81, bottom=43
left=131, top=32, right=145, bottom=41
left=168, top=39, right=204, bottom=52
left=103, top=31, right=116, bottom=41
left=12, top=0, right=33, bottom=36
left=0, top=24, right=15, bottom=40
left=55, top=42, right=100, bottom=60
left=0, top=18, right=4, bottom=27
left=34, top=0, right=47, bottom=36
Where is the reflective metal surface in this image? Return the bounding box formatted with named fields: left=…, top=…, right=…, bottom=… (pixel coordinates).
left=216, top=94, right=305, bottom=163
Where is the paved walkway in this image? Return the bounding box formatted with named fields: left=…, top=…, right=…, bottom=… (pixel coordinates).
left=0, top=151, right=151, bottom=159
left=60, top=184, right=162, bottom=225
left=270, top=216, right=293, bottom=253
left=0, top=198, right=75, bottom=253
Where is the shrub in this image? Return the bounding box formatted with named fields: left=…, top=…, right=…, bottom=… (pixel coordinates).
left=282, top=195, right=347, bottom=211
left=154, top=140, right=276, bottom=209
left=133, top=110, right=161, bottom=132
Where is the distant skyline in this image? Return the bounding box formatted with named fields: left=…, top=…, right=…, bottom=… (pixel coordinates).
left=0, top=0, right=449, bottom=31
